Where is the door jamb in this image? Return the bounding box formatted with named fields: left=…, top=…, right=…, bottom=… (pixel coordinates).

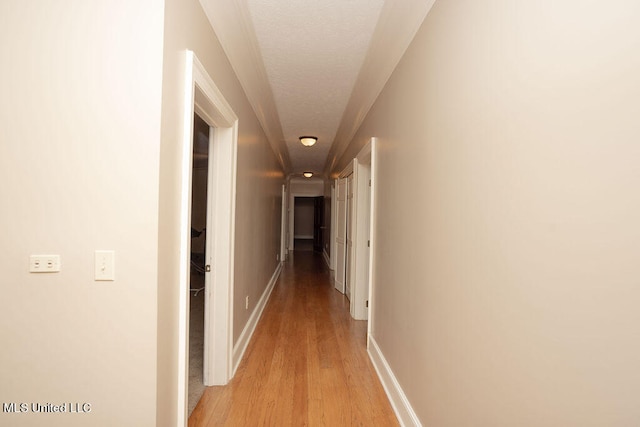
left=177, top=50, right=238, bottom=426
left=363, top=138, right=377, bottom=344
left=289, top=189, right=323, bottom=251
left=354, top=138, right=375, bottom=322
left=345, top=138, right=376, bottom=321
left=280, top=184, right=287, bottom=262
left=339, top=161, right=355, bottom=306
left=334, top=176, right=347, bottom=294
left=330, top=183, right=337, bottom=270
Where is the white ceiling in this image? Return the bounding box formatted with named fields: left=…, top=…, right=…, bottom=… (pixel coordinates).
left=199, top=0, right=437, bottom=177
left=247, top=0, right=384, bottom=176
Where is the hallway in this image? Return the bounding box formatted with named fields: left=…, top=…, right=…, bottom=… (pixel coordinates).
left=188, top=250, right=398, bottom=426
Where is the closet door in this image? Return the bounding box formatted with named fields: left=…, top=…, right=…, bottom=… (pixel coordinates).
left=334, top=177, right=347, bottom=293
left=345, top=173, right=354, bottom=301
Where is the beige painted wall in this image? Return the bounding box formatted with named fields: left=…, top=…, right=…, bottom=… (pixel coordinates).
left=0, top=1, right=164, bottom=426
left=335, top=0, right=640, bottom=425
left=289, top=178, right=325, bottom=196
left=157, top=0, right=284, bottom=423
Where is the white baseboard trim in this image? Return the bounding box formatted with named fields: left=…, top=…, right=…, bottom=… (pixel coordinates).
left=368, top=336, right=422, bottom=427
left=323, top=249, right=331, bottom=269
left=232, top=262, right=282, bottom=375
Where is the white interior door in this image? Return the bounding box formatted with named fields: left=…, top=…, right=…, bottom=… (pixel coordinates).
left=280, top=184, right=287, bottom=261
left=335, top=177, right=346, bottom=293
left=351, top=140, right=376, bottom=321
left=336, top=139, right=377, bottom=323
left=330, top=184, right=337, bottom=270
left=361, top=166, right=371, bottom=320
left=345, top=173, right=354, bottom=301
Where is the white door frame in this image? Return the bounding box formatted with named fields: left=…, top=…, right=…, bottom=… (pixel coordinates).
left=346, top=172, right=355, bottom=304
left=280, top=184, right=287, bottom=262
left=288, top=190, right=323, bottom=250
left=363, top=138, right=377, bottom=342
left=336, top=161, right=353, bottom=294
left=177, top=51, right=238, bottom=426
left=352, top=138, right=376, bottom=321
left=330, top=183, right=337, bottom=270
left=339, top=138, right=377, bottom=321
left=334, top=177, right=345, bottom=293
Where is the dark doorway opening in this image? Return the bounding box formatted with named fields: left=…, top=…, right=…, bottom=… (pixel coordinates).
left=313, top=196, right=324, bottom=252
left=293, top=196, right=324, bottom=252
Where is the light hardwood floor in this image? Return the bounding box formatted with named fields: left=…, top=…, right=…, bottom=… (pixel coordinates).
left=188, top=250, right=399, bottom=426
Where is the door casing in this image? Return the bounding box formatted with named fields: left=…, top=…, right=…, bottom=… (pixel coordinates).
left=336, top=138, right=377, bottom=321
left=177, top=50, right=238, bottom=427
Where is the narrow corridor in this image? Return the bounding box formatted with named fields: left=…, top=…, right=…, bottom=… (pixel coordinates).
left=188, top=250, right=398, bottom=426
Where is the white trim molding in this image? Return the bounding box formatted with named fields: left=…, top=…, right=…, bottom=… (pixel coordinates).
left=323, top=249, right=331, bottom=269
left=177, top=50, right=238, bottom=427
left=232, top=262, right=283, bottom=374
left=368, top=336, right=422, bottom=427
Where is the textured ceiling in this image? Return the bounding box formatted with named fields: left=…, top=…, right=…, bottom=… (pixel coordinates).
left=199, top=0, right=437, bottom=178
left=246, top=0, right=384, bottom=176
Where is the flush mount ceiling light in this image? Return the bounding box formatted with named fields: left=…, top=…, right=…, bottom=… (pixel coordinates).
left=299, top=136, right=318, bottom=147
left=303, top=172, right=313, bottom=178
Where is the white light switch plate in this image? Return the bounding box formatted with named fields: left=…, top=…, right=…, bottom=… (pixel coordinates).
left=95, top=250, right=115, bottom=281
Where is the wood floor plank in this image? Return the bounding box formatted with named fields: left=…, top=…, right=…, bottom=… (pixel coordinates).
left=188, top=251, right=399, bottom=426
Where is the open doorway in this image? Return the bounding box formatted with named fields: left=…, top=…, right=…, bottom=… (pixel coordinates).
left=313, top=196, right=325, bottom=252
left=188, top=113, right=209, bottom=414
left=293, top=196, right=324, bottom=252
left=177, top=51, right=238, bottom=427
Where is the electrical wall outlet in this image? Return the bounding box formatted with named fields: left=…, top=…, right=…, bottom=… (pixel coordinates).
left=29, top=255, right=61, bottom=273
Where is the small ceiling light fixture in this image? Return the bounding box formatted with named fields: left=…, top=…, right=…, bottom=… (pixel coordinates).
left=303, top=172, right=313, bottom=178
left=299, top=136, right=318, bottom=147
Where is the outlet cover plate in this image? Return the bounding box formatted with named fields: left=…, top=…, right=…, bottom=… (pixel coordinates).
left=29, top=255, right=61, bottom=273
